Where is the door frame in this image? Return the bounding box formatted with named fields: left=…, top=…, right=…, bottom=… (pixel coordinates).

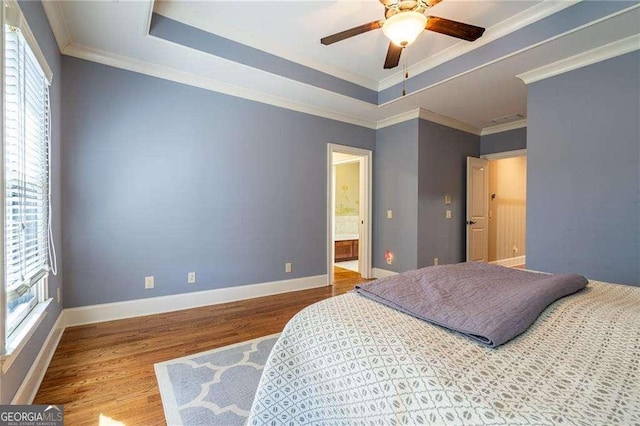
left=480, top=149, right=528, bottom=265
left=327, top=144, right=373, bottom=284
left=481, top=149, right=527, bottom=161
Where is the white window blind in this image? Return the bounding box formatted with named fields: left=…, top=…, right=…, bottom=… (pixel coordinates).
left=4, top=24, right=50, bottom=335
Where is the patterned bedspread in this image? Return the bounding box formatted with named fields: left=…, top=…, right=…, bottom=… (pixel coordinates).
left=248, top=281, right=640, bottom=425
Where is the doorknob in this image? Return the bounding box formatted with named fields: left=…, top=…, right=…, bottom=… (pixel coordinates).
left=466, top=220, right=476, bottom=225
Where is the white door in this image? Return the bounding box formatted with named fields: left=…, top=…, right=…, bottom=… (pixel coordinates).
left=466, top=157, right=489, bottom=262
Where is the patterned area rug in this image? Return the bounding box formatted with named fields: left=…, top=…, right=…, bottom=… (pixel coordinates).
left=154, top=333, right=280, bottom=425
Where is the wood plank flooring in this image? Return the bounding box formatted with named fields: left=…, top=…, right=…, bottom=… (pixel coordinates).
left=34, top=268, right=370, bottom=425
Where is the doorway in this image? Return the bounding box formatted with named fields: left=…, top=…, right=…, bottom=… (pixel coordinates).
left=327, top=144, right=372, bottom=285
left=466, top=150, right=527, bottom=267
left=487, top=153, right=527, bottom=267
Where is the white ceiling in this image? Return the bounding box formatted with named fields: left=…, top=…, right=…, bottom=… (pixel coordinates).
left=153, top=0, right=540, bottom=88
left=44, top=1, right=640, bottom=131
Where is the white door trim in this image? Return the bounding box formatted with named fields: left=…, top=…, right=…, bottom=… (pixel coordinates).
left=327, top=144, right=373, bottom=284
left=481, top=149, right=527, bottom=160
left=481, top=150, right=528, bottom=265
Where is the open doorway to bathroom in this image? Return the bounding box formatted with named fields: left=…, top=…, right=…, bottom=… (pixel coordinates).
left=333, top=154, right=361, bottom=275
left=486, top=151, right=527, bottom=268
left=327, top=144, right=372, bottom=285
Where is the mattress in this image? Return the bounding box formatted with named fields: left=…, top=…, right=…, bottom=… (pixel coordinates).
left=248, top=281, right=640, bottom=425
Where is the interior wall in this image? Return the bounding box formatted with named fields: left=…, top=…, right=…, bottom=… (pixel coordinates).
left=334, top=162, right=359, bottom=217
left=1, top=0, right=63, bottom=404
left=526, top=51, right=639, bottom=286
left=481, top=127, right=526, bottom=155
left=417, top=119, right=480, bottom=267
left=61, top=56, right=375, bottom=308
left=334, top=161, right=359, bottom=243
left=373, top=120, right=419, bottom=272
left=373, top=118, right=480, bottom=272
left=488, top=157, right=527, bottom=262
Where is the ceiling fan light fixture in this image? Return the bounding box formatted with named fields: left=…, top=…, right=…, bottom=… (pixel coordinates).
left=382, top=12, right=427, bottom=47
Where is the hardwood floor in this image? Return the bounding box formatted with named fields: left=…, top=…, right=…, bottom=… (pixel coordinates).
left=34, top=268, right=370, bottom=425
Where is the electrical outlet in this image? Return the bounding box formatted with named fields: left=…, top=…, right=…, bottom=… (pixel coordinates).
left=145, top=276, right=154, bottom=289
left=188, top=272, right=196, bottom=284
left=387, top=210, right=393, bottom=219
left=285, top=263, right=292, bottom=273
left=445, top=210, right=452, bottom=219
left=434, top=257, right=439, bottom=266
left=56, top=287, right=61, bottom=304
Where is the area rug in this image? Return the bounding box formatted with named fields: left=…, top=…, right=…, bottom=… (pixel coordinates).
left=154, top=333, right=280, bottom=425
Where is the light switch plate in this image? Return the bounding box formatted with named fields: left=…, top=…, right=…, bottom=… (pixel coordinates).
left=387, top=210, right=393, bottom=219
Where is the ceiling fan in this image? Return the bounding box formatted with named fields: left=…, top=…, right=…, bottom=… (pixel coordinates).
left=320, top=0, right=486, bottom=69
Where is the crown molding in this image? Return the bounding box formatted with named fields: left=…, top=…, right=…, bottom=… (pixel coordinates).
left=152, top=4, right=379, bottom=91
left=375, top=108, right=481, bottom=135
left=62, top=43, right=378, bottom=130
left=41, top=0, right=71, bottom=52
left=378, top=3, right=640, bottom=109
left=144, top=0, right=155, bottom=36
left=61, top=42, right=484, bottom=135
left=418, top=109, right=481, bottom=135
left=378, top=0, right=582, bottom=90
left=375, top=109, right=421, bottom=129
left=480, top=119, right=527, bottom=136
left=517, top=34, right=640, bottom=85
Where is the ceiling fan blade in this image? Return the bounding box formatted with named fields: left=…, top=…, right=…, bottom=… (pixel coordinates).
left=383, top=42, right=403, bottom=69
left=426, top=16, right=485, bottom=41
left=321, top=21, right=383, bottom=45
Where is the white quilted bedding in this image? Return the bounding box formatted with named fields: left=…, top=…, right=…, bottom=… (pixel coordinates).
left=248, top=281, right=640, bottom=425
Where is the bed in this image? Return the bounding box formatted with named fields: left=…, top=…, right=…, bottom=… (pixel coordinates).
left=248, top=267, right=640, bottom=425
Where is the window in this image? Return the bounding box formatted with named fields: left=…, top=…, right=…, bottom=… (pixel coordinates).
left=2, top=4, right=53, bottom=348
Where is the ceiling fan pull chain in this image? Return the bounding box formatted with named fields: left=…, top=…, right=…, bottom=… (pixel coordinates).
left=402, top=49, right=408, bottom=96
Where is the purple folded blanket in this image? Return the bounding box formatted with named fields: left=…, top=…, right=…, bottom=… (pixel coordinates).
left=355, top=262, right=587, bottom=347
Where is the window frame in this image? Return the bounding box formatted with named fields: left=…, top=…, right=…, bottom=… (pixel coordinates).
left=0, top=0, right=53, bottom=368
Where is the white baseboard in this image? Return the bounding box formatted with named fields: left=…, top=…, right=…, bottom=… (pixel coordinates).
left=11, top=312, right=65, bottom=404
left=372, top=268, right=398, bottom=279
left=64, top=274, right=329, bottom=327
left=490, top=255, right=526, bottom=268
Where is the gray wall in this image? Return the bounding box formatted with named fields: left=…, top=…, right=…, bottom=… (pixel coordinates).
left=527, top=51, right=640, bottom=286
left=480, top=127, right=527, bottom=155
left=373, top=119, right=480, bottom=272
left=61, top=57, right=375, bottom=308
left=2, top=1, right=63, bottom=404
left=418, top=120, right=480, bottom=267
left=373, top=120, right=419, bottom=272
